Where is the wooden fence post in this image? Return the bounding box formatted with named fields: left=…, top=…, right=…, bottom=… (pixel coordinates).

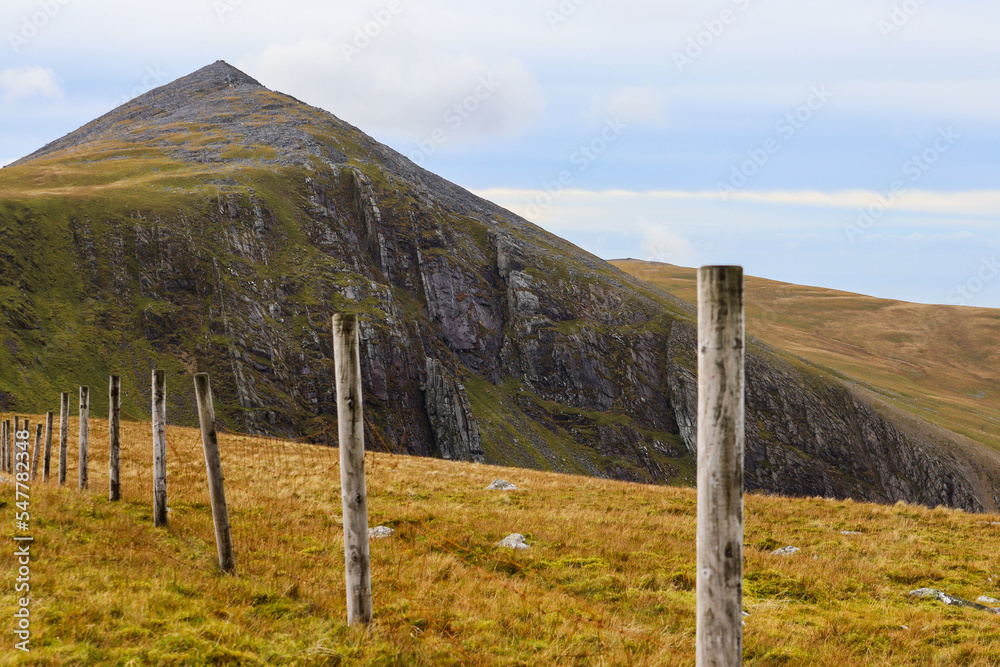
left=332, top=313, right=373, bottom=625
left=30, top=423, right=42, bottom=480
left=43, top=411, right=54, bottom=482
left=109, top=375, right=121, bottom=501
left=151, top=370, right=168, bottom=527
left=59, top=393, right=69, bottom=485
left=696, top=266, right=745, bottom=667
left=10, top=417, right=18, bottom=472
left=1, top=420, right=8, bottom=474
left=79, top=387, right=90, bottom=490
left=194, top=373, right=235, bottom=573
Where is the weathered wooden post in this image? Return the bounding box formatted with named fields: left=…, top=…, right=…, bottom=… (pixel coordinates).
left=332, top=313, right=373, bottom=625
left=42, top=411, right=54, bottom=482
left=109, top=375, right=121, bottom=501
left=194, top=373, right=235, bottom=573
left=151, top=370, right=168, bottom=527
left=1, top=419, right=8, bottom=473
left=30, top=423, right=42, bottom=480
left=696, top=266, right=745, bottom=667
left=3, top=415, right=21, bottom=474
left=58, top=393, right=69, bottom=485
left=10, top=417, right=19, bottom=472
left=78, top=387, right=90, bottom=490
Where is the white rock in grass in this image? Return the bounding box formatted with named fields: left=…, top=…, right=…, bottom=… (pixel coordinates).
left=977, top=595, right=1000, bottom=605
left=497, top=533, right=529, bottom=550
left=909, top=588, right=944, bottom=599
left=771, top=546, right=800, bottom=556
left=486, top=478, right=517, bottom=490
left=840, top=530, right=862, bottom=535
left=909, top=588, right=999, bottom=613
left=369, top=526, right=395, bottom=539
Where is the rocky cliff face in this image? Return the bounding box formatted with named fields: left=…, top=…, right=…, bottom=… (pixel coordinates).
left=3, top=61, right=999, bottom=511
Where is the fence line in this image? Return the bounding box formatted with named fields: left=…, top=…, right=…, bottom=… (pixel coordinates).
left=0, top=282, right=749, bottom=665
left=0, top=403, right=684, bottom=663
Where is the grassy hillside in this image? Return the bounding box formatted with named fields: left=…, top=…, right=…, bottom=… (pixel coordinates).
left=2, top=413, right=1000, bottom=665
left=612, top=260, right=1000, bottom=454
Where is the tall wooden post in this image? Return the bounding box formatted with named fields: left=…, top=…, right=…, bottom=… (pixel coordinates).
left=10, top=417, right=19, bottom=472
left=194, top=373, right=235, bottom=573
left=696, top=266, right=745, bottom=667
left=42, top=411, right=54, bottom=482
left=30, top=423, right=42, bottom=480
left=78, top=387, right=90, bottom=490
left=58, top=393, right=69, bottom=485
left=1, top=420, right=8, bottom=474
left=109, top=375, right=121, bottom=501
left=333, top=313, right=372, bottom=625
left=151, top=370, right=168, bottom=527
left=1, top=419, right=7, bottom=474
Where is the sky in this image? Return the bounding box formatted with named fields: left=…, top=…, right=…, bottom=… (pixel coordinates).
left=1, top=0, right=998, bottom=307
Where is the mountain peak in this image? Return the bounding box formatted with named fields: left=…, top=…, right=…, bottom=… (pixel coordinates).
left=9, top=60, right=271, bottom=167
left=166, top=60, right=263, bottom=96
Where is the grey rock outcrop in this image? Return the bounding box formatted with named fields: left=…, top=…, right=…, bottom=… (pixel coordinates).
left=423, top=358, right=484, bottom=463
left=909, top=588, right=1000, bottom=613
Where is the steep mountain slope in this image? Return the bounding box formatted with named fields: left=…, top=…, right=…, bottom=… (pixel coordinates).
left=613, top=260, right=1000, bottom=455
left=2, top=61, right=999, bottom=510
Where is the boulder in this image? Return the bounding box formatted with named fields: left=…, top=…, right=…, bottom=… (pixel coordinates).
left=497, top=533, right=529, bottom=550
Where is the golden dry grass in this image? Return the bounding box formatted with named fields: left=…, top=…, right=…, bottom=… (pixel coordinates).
left=2, top=413, right=1000, bottom=665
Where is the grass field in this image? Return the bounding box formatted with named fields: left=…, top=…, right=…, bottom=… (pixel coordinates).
left=612, top=260, right=1000, bottom=456
left=2, top=414, right=1000, bottom=665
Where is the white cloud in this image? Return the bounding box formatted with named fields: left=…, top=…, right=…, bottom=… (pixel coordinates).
left=0, top=66, right=63, bottom=103
left=589, top=85, right=667, bottom=127
left=241, top=35, right=546, bottom=148
left=638, top=220, right=696, bottom=265
left=474, top=187, right=1000, bottom=225
left=662, top=188, right=1000, bottom=219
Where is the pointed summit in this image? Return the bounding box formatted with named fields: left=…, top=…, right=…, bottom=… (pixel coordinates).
left=183, top=60, right=263, bottom=91
left=10, top=60, right=269, bottom=167
left=134, top=60, right=264, bottom=109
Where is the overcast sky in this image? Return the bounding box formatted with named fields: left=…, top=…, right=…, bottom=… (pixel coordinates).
left=2, top=0, right=998, bottom=306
